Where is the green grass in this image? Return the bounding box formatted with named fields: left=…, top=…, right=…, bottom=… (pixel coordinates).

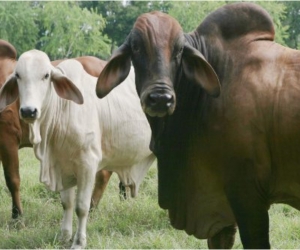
left=0, top=148, right=300, bottom=248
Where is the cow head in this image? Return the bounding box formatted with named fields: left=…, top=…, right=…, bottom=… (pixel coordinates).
left=0, top=50, right=83, bottom=124
left=0, top=40, right=17, bottom=87
left=96, top=11, right=220, bottom=117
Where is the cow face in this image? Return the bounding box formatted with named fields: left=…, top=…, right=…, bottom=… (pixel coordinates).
left=96, top=11, right=220, bottom=117
left=0, top=50, right=83, bottom=124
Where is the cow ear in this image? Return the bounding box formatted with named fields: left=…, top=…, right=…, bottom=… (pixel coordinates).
left=0, top=76, right=19, bottom=111
left=0, top=40, right=17, bottom=59
left=51, top=70, right=84, bottom=104
left=182, top=44, right=221, bottom=97
left=96, top=43, right=131, bottom=98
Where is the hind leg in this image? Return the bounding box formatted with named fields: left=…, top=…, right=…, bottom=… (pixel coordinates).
left=90, top=170, right=112, bottom=210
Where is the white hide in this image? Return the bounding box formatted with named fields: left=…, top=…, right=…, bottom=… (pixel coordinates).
left=15, top=51, right=154, bottom=194
left=11, top=50, right=155, bottom=248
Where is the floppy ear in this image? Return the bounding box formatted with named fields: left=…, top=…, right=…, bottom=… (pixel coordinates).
left=182, top=44, right=221, bottom=97
left=0, top=40, right=17, bottom=59
left=51, top=70, right=84, bottom=104
left=96, top=42, right=131, bottom=98
left=0, top=76, right=19, bottom=111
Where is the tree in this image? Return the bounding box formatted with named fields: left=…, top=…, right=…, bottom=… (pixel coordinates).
left=282, top=1, right=300, bottom=49
left=81, top=1, right=172, bottom=51
left=256, top=1, right=289, bottom=46
left=168, top=1, right=288, bottom=46
left=168, top=1, right=226, bottom=33
left=0, top=2, right=39, bottom=55
left=37, top=2, right=111, bottom=60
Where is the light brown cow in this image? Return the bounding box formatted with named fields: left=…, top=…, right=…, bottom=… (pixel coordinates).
left=0, top=40, right=114, bottom=219
left=96, top=2, right=300, bottom=249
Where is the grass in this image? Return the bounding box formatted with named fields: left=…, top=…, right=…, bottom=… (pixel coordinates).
left=0, top=148, right=300, bottom=249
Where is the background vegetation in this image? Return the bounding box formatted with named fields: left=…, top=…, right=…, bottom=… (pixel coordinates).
left=1, top=1, right=300, bottom=60
left=1, top=149, right=300, bottom=248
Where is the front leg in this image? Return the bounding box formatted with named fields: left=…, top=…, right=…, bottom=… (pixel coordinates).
left=72, top=165, right=97, bottom=249
left=225, top=164, right=270, bottom=249
left=60, top=187, right=75, bottom=243
left=1, top=144, right=23, bottom=219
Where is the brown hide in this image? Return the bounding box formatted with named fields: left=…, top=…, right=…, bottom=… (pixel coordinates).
left=0, top=40, right=29, bottom=218
left=96, top=2, right=300, bottom=249
left=0, top=41, right=109, bottom=218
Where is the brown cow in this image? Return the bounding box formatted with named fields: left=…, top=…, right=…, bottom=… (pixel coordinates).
left=0, top=40, right=31, bottom=219
left=0, top=40, right=115, bottom=219
left=95, top=2, right=300, bottom=249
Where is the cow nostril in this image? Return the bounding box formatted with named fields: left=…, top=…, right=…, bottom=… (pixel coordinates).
left=148, top=93, right=160, bottom=105
left=20, top=107, right=38, bottom=119
left=148, top=93, right=174, bottom=105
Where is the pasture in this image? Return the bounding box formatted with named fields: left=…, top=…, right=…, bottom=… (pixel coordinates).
left=0, top=148, right=300, bottom=248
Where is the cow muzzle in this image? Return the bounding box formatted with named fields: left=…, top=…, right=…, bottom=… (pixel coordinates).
left=141, top=88, right=176, bottom=117
left=20, top=106, right=38, bottom=123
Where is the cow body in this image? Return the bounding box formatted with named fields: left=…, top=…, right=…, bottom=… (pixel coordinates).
left=0, top=50, right=154, bottom=249
left=0, top=41, right=127, bottom=220
left=96, top=3, right=300, bottom=248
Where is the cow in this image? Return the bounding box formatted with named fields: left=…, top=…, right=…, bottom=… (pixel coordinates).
left=0, top=49, right=154, bottom=249
left=95, top=2, right=300, bottom=249
left=0, top=40, right=130, bottom=220
left=0, top=40, right=31, bottom=219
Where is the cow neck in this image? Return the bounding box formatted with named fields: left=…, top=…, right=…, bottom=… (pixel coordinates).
left=184, top=33, right=208, bottom=60
left=186, top=31, right=228, bottom=84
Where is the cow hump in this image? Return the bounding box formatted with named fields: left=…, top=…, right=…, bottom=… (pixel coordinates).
left=198, top=2, right=275, bottom=41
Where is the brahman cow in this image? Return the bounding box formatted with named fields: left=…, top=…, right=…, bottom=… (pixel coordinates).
left=0, top=40, right=131, bottom=220
left=0, top=40, right=31, bottom=219
left=95, top=2, right=300, bottom=249
left=0, top=49, right=155, bottom=248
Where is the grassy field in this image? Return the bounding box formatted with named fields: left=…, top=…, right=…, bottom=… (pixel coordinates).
left=1, top=148, right=300, bottom=249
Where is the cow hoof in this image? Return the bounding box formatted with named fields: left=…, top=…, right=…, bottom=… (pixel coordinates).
left=71, top=233, right=86, bottom=249
left=71, top=244, right=85, bottom=250
left=59, top=229, right=72, bottom=243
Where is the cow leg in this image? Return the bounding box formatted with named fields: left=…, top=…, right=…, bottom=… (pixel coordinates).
left=72, top=165, right=96, bottom=249
left=225, top=170, right=270, bottom=248
left=230, top=201, right=270, bottom=249
left=90, top=170, right=113, bottom=210
left=1, top=146, right=23, bottom=219
left=60, top=187, right=75, bottom=243
left=119, top=182, right=127, bottom=199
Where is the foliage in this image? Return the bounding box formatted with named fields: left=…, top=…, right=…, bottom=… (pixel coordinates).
left=0, top=1, right=298, bottom=59
left=168, top=1, right=288, bottom=46
left=0, top=2, right=39, bottom=55
left=81, top=1, right=172, bottom=50
left=283, top=1, right=300, bottom=49
left=255, top=1, right=289, bottom=46
left=168, top=1, right=226, bottom=32
left=37, top=2, right=111, bottom=60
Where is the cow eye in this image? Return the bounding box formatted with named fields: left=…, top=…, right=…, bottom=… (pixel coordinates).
left=44, top=73, right=49, bottom=80
left=15, top=73, right=20, bottom=79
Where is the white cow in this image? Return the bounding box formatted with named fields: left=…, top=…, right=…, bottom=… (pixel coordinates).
left=0, top=50, right=155, bottom=249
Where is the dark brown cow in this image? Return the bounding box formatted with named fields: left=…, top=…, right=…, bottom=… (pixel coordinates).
left=0, top=40, right=113, bottom=219
left=96, top=2, right=300, bottom=249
